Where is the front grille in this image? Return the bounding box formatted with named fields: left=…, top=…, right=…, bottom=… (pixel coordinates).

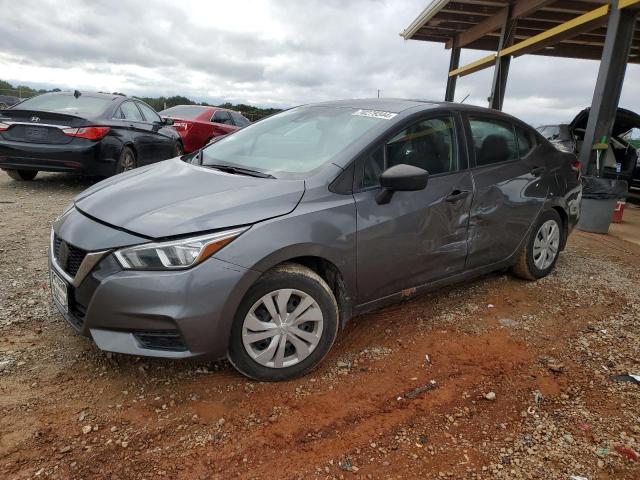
left=133, top=331, right=188, bottom=352
left=54, top=235, right=87, bottom=277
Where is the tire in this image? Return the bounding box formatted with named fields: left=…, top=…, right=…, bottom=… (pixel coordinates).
left=511, top=209, right=563, bottom=281
left=174, top=142, right=183, bottom=157
left=4, top=169, right=38, bottom=181
left=228, top=263, right=339, bottom=382
left=115, top=146, right=136, bottom=174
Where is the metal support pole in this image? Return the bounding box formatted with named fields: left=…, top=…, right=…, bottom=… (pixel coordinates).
left=445, top=40, right=461, bottom=102
left=488, top=6, right=517, bottom=110
left=579, top=1, right=637, bottom=176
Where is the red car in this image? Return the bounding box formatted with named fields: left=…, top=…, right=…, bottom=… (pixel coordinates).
left=159, top=105, right=251, bottom=153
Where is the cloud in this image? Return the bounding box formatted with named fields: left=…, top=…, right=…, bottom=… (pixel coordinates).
left=0, top=0, right=638, bottom=126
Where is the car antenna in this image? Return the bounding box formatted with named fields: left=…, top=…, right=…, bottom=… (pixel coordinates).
left=460, top=93, right=470, bottom=104
left=73, top=90, right=82, bottom=99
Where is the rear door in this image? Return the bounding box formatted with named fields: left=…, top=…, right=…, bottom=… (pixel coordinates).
left=464, top=115, right=548, bottom=269
left=354, top=113, right=473, bottom=304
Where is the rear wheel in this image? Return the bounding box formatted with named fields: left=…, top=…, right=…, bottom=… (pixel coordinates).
left=4, top=169, right=38, bottom=181
left=228, top=263, right=339, bottom=382
left=512, top=209, right=563, bottom=280
left=115, top=146, right=136, bottom=174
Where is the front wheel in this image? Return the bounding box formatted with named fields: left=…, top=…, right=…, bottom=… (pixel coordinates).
left=4, top=169, right=38, bottom=181
left=512, top=209, right=563, bottom=280
left=228, top=264, right=339, bottom=382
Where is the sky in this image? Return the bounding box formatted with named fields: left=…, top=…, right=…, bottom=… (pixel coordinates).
left=0, top=0, right=638, bottom=127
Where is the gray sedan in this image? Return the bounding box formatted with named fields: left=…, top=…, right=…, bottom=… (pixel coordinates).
left=49, top=99, right=582, bottom=381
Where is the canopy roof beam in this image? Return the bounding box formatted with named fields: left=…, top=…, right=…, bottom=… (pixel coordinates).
left=448, top=3, right=613, bottom=78
left=446, top=0, right=555, bottom=49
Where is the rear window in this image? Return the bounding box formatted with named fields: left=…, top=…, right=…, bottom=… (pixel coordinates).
left=13, top=94, right=112, bottom=116
left=160, top=105, right=209, bottom=120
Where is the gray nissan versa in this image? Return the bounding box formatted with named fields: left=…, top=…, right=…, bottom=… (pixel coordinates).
left=49, top=99, right=582, bottom=381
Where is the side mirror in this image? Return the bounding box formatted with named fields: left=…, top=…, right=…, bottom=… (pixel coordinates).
left=163, top=117, right=174, bottom=126
left=376, top=164, right=429, bottom=205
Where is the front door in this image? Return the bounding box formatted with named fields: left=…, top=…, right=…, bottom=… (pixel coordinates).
left=136, top=101, right=175, bottom=159
left=464, top=115, right=548, bottom=269
left=120, top=101, right=154, bottom=164
left=355, top=114, right=473, bottom=304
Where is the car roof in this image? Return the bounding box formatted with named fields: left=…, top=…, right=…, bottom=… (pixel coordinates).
left=305, top=98, right=531, bottom=123
left=310, top=98, right=436, bottom=113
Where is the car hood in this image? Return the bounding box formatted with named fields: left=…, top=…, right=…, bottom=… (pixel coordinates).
left=570, top=107, right=640, bottom=138
left=74, top=158, right=305, bottom=238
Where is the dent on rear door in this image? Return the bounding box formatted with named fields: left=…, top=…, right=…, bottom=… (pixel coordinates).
left=466, top=155, right=548, bottom=269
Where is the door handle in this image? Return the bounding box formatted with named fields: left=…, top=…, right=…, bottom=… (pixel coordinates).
left=445, top=190, right=470, bottom=203
left=531, top=166, right=546, bottom=177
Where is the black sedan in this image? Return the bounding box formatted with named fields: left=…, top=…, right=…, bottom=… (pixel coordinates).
left=0, top=91, right=182, bottom=180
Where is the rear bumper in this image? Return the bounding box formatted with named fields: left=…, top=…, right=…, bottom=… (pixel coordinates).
left=179, top=132, right=207, bottom=154
left=0, top=139, right=117, bottom=176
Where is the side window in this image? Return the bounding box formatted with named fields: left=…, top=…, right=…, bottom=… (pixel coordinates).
left=231, top=112, right=250, bottom=127
left=469, top=117, right=518, bottom=166
left=360, top=116, right=457, bottom=189
left=121, top=101, right=144, bottom=122
left=516, top=126, right=536, bottom=158
left=387, top=116, right=457, bottom=174
left=137, top=102, right=161, bottom=123
left=212, top=110, right=232, bottom=125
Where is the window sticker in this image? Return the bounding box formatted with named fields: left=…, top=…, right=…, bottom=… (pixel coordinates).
left=352, top=109, right=397, bottom=120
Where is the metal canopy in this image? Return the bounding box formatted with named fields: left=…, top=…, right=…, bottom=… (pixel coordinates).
left=402, top=0, right=640, bottom=78
left=402, top=0, right=640, bottom=191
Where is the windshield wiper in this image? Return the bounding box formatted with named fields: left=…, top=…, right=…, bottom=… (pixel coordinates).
left=206, top=164, right=275, bottom=179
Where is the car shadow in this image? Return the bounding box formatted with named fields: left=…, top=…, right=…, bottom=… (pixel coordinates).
left=0, top=172, right=102, bottom=195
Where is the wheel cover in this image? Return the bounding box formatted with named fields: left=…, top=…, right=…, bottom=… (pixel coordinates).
left=533, top=219, right=560, bottom=270
left=242, top=288, right=324, bottom=369
left=121, top=151, right=135, bottom=171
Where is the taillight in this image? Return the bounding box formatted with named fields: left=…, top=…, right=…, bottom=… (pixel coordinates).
left=62, top=126, right=110, bottom=141
left=570, top=158, right=581, bottom=180
left=173, top=121, right=192, bottom=132
left=0, top=122, right=10, bottom=132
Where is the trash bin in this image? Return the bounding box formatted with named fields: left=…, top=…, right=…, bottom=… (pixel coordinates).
left=577, top=177, right=628, bottom=234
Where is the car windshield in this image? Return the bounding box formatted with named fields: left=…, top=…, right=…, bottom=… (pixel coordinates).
left=13, top=94, right=112, bottom=116
left=160, top=105, right=209, bottom=120
left=200, top=106, right=389, bottom=177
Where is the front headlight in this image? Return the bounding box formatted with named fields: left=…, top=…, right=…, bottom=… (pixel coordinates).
left=114, top=227, right=248, bottom=270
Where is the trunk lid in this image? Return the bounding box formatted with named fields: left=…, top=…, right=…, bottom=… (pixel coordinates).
left=569, top=107, right=640, bottom=138
left=0, top=109, right=91, bottom=145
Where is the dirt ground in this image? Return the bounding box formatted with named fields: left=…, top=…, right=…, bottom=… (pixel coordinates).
left=1, top=173, right=639, bottom=480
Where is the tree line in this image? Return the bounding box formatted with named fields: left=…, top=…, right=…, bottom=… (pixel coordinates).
left=0, top=80, right=282, bottom=121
